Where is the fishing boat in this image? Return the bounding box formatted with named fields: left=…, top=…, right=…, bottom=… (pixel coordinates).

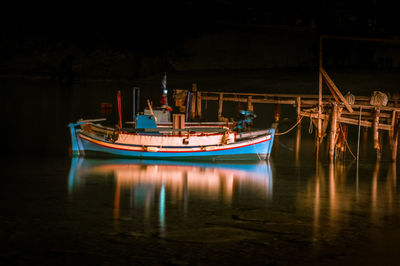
left=68, top=75, right=275, bottom=161
left=68, top=117, right=274, bottom=161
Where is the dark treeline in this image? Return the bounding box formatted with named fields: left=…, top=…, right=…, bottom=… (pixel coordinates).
left=1, top=1, right=399, bottom=81
left=1, top=1, right=400, bottom=157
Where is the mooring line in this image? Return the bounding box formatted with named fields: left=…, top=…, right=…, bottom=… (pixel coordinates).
left=339, top=122, right=357, bottom=160
left=308, top=117, right=313, bottom=134
left=275, top=116, right=304, bottom=136
left=253, top=143, right=262, bottom=160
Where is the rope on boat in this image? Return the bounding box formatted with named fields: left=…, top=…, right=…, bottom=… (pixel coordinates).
left=275, top=116, right=304, bottom=136
left=253, top=143, right=262, bottom=160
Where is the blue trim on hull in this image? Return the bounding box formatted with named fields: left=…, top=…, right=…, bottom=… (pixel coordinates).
left=267, top=128, right=275, bottom=155
left=68, top=123, right=82, bottom=156
left=77, top=134, right=272, bottom=161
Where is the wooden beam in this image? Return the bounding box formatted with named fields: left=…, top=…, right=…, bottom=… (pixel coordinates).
left=321, top=34, right=400, bottom=45
left=201, top=95, right=296, bottom=104
left=300, top=111, right=328, bottom=120
left=325, top=79, right=341, bottom=104
left=251, top=98, right=296, bottom=105
left=351, top=104, right=400, bottom=112
left=338, top=117, right=392, bottom=130
left=200, top=94, right=400, bottom=112
left=197, top=91, right=374, bottom=103
left=300, top=111, right=392, bottom=130
left=342, top=110, right=392, bottom=118
left=320, top=67, right=354, bottom=113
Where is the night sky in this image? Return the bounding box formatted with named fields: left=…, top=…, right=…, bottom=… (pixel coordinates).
left=2, top=1, right=399, bottom=76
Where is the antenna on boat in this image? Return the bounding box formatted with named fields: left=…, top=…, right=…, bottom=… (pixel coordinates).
left=133, top=87, right=140, bottom=122
left=160, top=72, right=172, bottom=112
left=161, top=72, right=168, bottom=107
left=117, top=90, right=122, bottom=132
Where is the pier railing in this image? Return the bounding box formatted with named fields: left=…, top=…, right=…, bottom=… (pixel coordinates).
left=174, top=85, right=399, bottom=161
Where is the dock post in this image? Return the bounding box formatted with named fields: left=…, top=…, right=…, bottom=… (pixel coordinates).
left=389, top=110, right=396, bottom=141
left=295, top=97, right=302, bottom=163
left=296, top=97, right=301, bottom=122
left=274, top=103, right=281, bottom=123
left=247, top=96, right=253, bottom=112
left=173, top=114, right=185, bottom=135
left=295, top=121, right=301, bottom=163
left=329, top=103, right=338, bottom=161
left=373, top=108, right=381, bottom=160
left=196, top=90, right=202, bottom=120
left=191, top=84, right=197, bottom=120
left=317, top=36, right=323, bottom=160
left=391, top=112, right=399, bottom=161
left=218, top=93, right=224, bottom=121
left=318, top=36, right=323, bottom=145
left=392, top=128, right=399, bottom=162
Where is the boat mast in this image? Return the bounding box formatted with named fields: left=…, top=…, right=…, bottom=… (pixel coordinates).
left=161, top=72, right=168, bottom=107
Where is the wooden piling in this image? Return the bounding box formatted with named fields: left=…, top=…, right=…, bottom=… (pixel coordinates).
left=392, top=129, right=399, bottom=161
left=329, top=103, right=338, bottom=160
left=218, top=93, right=224, bottom=121
left=295, top=96, right=302, bottom=162
left=296, top=96, right=301, bottom=121
left=373, top=108, right=381, bottom=159
left=295, top=121, right=301, bottom=163
left=318, top=36, right=323, bottom=143
left=196, top=91, right=202, bottom=120
left=389, top=110, right=396, bottom=141
left=247, top=96, right=253, bottom=112
left=315, top=130, right=320, bottom=160
left=392, top=112, right=399, bottom=161
left=338, top=123, right=348, bottom=160
left=191, top=84, right=197, bottom=120
left=173, top=114, right=185, bottom=135
left=274, top=103, right=281, bottom=123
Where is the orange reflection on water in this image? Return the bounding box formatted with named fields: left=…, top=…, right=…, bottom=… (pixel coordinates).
left=68, top=158, right=273, bottom=233
left=300, top=160, right=399, bottom=242
left=88, top=163, right=271, bottom=202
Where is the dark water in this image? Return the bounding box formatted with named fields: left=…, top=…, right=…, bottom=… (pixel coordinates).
left=1, top=76, right=399, bottom=265
left=1, top=137, right=399, bottom=265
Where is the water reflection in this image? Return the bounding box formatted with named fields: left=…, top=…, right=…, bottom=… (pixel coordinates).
left=301, top=160, right=399, bottom=243
left=68, top=158, right=273, bottom=234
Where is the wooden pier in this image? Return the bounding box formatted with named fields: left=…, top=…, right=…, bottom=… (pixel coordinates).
left=173, top=75, right=400, bottom=162
left=172, top=34, right=400, bottom=162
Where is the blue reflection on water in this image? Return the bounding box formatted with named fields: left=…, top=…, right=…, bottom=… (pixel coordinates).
left=159, top=181, right=165, bottom=234
left=67, top=157, right=274, bottom=234
left=68, top=158, right=273, bottom=195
